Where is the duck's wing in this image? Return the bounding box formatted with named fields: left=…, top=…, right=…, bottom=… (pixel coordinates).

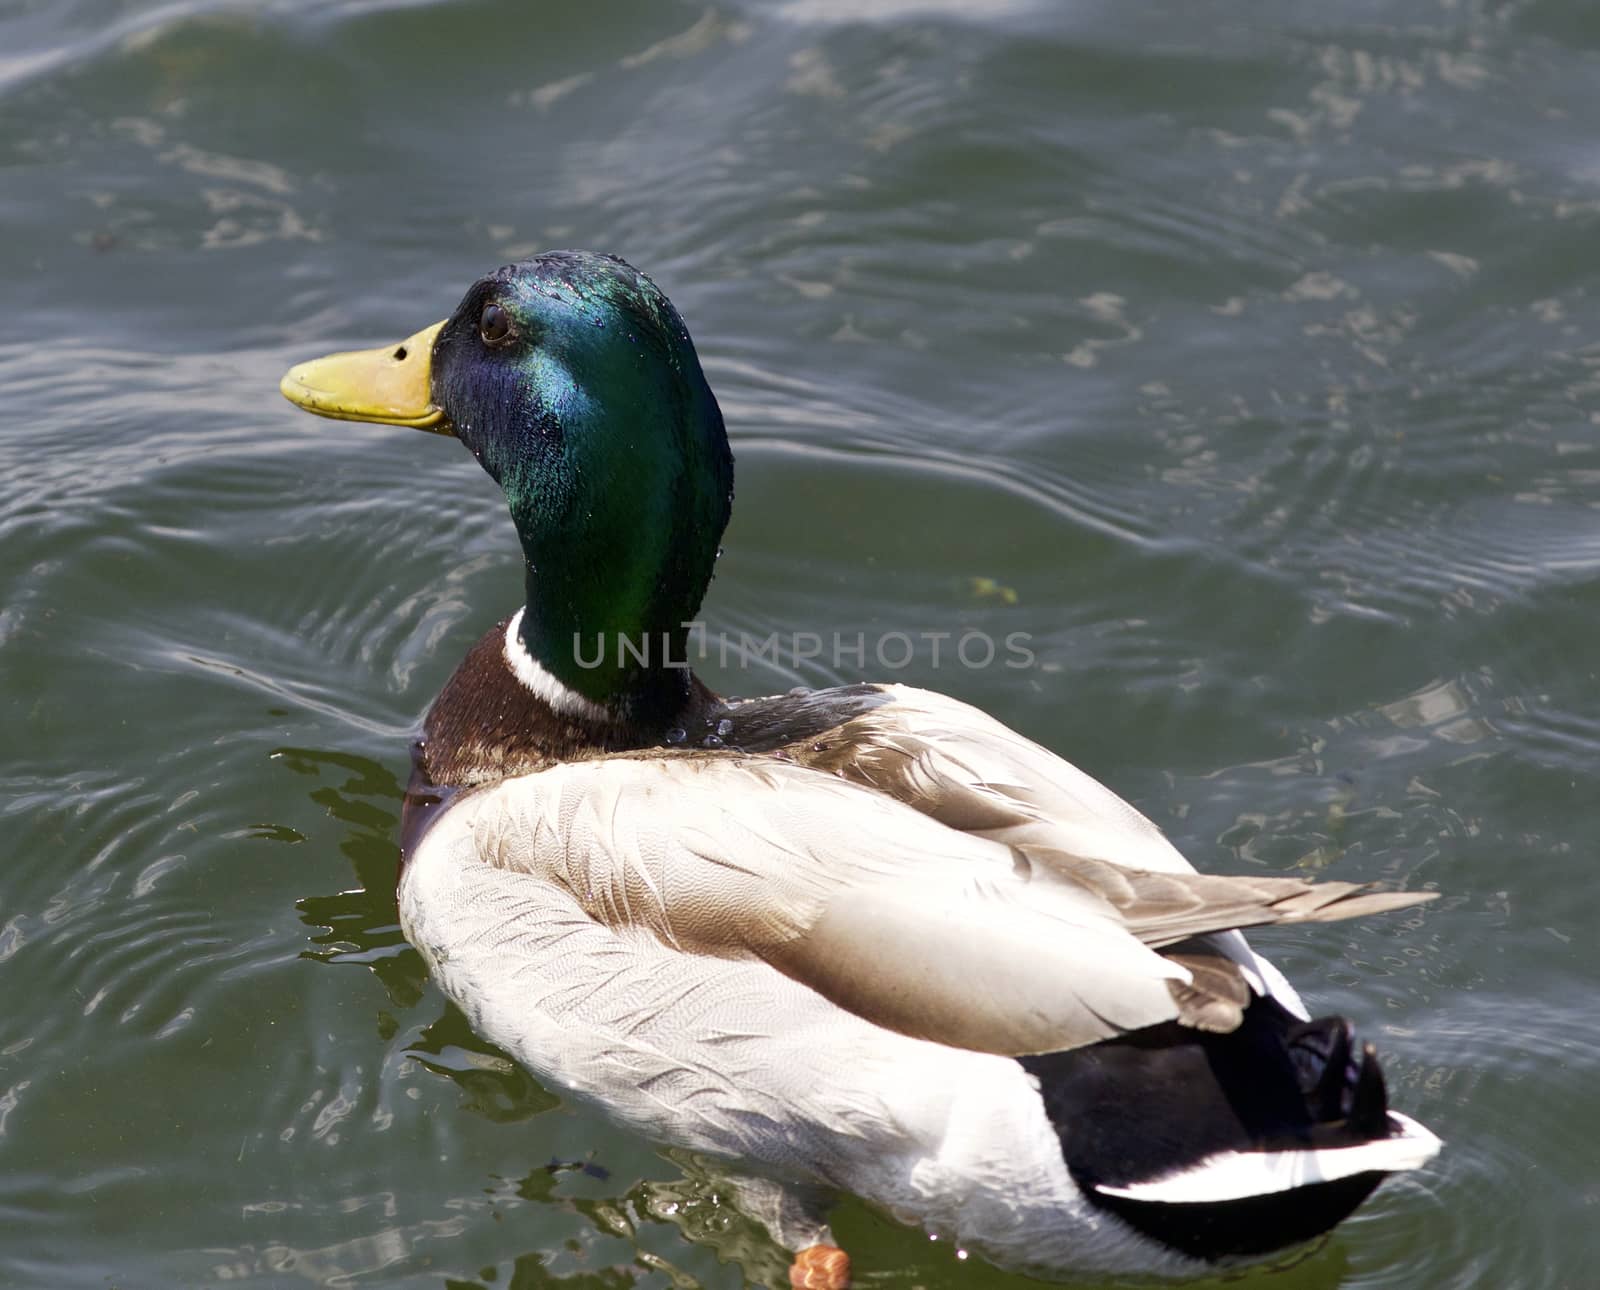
left=792, top=684, right=1433, bottom=1025
left=457, top=753, right=1428, bottom=1056
left=794, top=683, right=1198, bottom=873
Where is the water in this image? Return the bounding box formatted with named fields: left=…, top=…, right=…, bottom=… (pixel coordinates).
left=3, top=0, right=1599, bottom=1285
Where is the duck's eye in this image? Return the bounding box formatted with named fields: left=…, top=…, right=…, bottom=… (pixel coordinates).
left=479, top=302, right=513, bottom=347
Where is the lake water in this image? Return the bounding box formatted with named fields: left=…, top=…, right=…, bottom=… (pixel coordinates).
left=3, top=1, right=1598, bottom=1286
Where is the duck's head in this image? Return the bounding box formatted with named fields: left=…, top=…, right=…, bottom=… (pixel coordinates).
left=281, top=251, right=733, bottom=720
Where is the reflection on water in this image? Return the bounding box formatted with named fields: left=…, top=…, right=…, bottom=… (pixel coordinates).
left=283, top=746, right=427, bottom=1010
left=406, top=1004, right=561, bottom=1125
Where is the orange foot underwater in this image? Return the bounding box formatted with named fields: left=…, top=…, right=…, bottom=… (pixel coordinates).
left=790, top=1243, right=850, bottom=1289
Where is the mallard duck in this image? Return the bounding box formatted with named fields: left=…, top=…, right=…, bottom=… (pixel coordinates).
left=281, top=251, right=1441, bottom=1286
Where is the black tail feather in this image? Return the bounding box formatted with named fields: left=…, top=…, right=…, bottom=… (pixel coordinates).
left=1018, top=993, right=1404, bottom=1262
left=1350, top=1043, right=1388, bottom=1136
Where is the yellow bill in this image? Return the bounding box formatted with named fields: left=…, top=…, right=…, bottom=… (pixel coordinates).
left=279, top=320, right=451, bottom=433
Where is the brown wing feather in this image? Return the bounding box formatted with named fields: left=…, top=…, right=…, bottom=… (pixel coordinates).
left=1022, top=850, right=1437, bottom=949
left=786, top=685, right=1205, bottom=873
left=1163, top=938, right=1257, bottom=1032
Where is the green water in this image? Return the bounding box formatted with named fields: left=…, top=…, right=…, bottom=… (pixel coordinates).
left=3, top=1, right=1599, bottom=1285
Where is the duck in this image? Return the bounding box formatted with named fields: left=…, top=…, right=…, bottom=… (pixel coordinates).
left=280, top=250, right=1442, bottom=1287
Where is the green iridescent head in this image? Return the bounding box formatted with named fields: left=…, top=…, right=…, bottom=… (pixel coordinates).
left=281, top=251, right=734, bottom=715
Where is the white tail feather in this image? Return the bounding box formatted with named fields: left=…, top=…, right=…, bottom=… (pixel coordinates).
left=1093, top=1112, right=1442, bottom=1203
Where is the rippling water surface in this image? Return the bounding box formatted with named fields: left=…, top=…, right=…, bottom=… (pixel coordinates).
left=3, top=1, right=1599, bottom=1286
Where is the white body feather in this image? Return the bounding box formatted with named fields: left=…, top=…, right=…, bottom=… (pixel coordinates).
left=401, top=808, right=1191, bottom=1276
